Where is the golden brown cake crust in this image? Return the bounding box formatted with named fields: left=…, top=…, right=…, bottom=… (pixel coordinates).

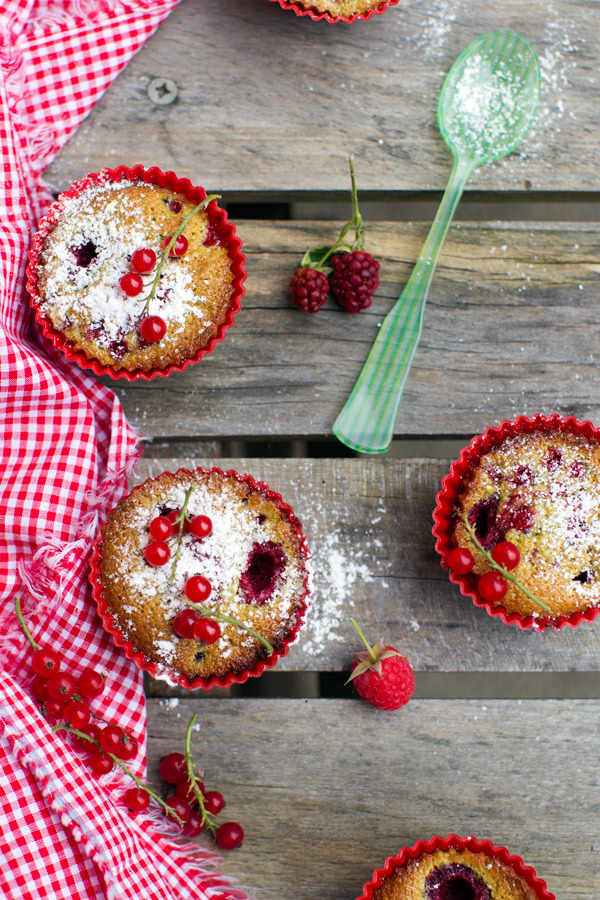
left=36, top=180, right=234, bottom=372
left=372, top=848, right=538, bottom=900
left=294, top=0, right=383, bottom=14
left=99, top=469, right=309, bottom=682
left=454, top=430, right=600, bottom=619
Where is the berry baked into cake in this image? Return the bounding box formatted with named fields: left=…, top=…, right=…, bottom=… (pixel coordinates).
left=453, top=429, right=600, bottom=619
left=372, top=847, right=538, bottom=900
left=95, top=468, right=311, bottom=685
left=32, top=176, right=237, bottom=373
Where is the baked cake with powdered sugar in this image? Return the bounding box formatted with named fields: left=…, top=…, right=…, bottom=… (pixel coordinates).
left=372, top=847, right=537, bottom=900
left=34, top=178, right=234, bottom=372
left=97, top=468, right=311, bottom=683
left=453, top=429, right=600, bottom=619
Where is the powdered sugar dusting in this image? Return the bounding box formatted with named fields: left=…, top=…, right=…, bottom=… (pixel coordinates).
left=302, top=530, right=372, bottom=655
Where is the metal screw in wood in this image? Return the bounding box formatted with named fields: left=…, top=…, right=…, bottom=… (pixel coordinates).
left=147, top=77, right=178, bottom=106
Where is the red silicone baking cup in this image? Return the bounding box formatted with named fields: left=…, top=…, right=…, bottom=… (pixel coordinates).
left=432, top=413, right=600, bottom=631
left=356, top=834, right=555, bottom=900
left=268, top=0, right=399, bottom=24
left=26, top=165, right=246, bottom=381
left=89, top=466, right=312, bottom=690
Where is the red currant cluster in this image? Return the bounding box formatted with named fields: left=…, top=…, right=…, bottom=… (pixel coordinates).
left=158, top=751, right=243, bottom=849
left=448, top=540, right=521, bottom=603
left=118, top=247, right=167, bottom=344
left=144, top=505, right=222, bottom=643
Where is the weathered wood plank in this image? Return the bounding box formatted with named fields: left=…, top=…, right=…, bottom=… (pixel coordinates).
left=103, top=220, right=600, bottom=439
left=45, top=0, right=598, bottom=194
left=147, top=698, right=600, bottom=900
left=132, top=457, right=600, bottom=672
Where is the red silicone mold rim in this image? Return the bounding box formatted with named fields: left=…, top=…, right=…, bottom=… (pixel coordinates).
left=89, top=466, right=312, bottom=690
left=432, top=413, right=600, bottom=631
left=26, top=165, right=246, bottom=381
left=267, top=0, right=399, bottom=24
left=356, top=834, right=555, bottom=900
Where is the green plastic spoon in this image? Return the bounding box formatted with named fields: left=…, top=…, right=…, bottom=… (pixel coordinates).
left=333, top=30, right=540, bottom=453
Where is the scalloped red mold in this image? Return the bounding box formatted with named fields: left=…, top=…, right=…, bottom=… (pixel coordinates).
left=26, top=165, right=246, bottom=381
left=432, top=413, right=600, bottom=631
left=89, top=466, right=312, bottom=690
left=267, top=0, right=399, bottom=24
left=356, top=834, right=555, bottom=900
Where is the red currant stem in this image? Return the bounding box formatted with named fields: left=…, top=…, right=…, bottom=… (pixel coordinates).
left=348, top=155, right=364, bottom=251
left=184, top=714, right=217, bottom=837
left=140, top=194, right=220, bottom=315
left=349, top=618, right=378, bottom=664
left=184, top=599, right=273, bottom=654
left=460, top=516, right=551, bottom=612
left=168, top=486, right=194, bottom=586
left=53, top=725, right=183, bottom=823
left=14, top=597, right=40, bottom=651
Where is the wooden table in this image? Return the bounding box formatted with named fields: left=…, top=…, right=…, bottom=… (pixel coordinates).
left=47, top=2, right=600, bottom=898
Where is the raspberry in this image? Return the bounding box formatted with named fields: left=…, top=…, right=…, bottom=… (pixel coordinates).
left=330, top=250, right=380, bottom=313
left=347, top=619, right=414, bottom=711
left=290, top=267, right=329, bottom=313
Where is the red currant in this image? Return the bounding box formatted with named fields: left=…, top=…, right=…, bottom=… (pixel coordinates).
left=163, top=234, right=188, bottom=257
left=64, top=700, right=91, bottom=730
left=204, top=790, right=225, bottom=815
left=99, top=725, right=127, bottom=757
left=32, top=677, right=49, bottom=702
left=182, top=810, right=205, bottom=837
left=31, top=647, right=61, bottom=678
left=165, top=509, right=181, bottom=524
left=89, top=750, right=115, bottom=776
left=159, top=752, right=187, bottom=783
left=131, top=247, right=157, bottom=274
left=215, top=822, right=244, bottom=850
left=118, top=736, right=139, bottom=761
left=491, top=541, right=521, bottom=571
left=184, top=575, right=212, bottom=604
left=192, top=617, right=221, bottom=644
left=447, top=547, right=475, bottom=575
left=77, top=668, right=105, bottom=699
left=189, top=515, right=212, bottom=540
left=73, top=722, right=101, bottom=751
left=46, top=672, right=76, bottom=702
left=149, top=515, right=175, bottom=541
left=144, top=540, right=170, bottom=567
left=140, top=315, right=167, bottom=343
left=478, top=571, right=508, bottom=603
left=165, top=796, right=191, bottom=823
left=42, top=699, right=65, bottom=719
left=173, top=609, right=200, bottom=639
left=124, top=787, right=150, bottom=812
left=119, top=272, right=143, bottom=297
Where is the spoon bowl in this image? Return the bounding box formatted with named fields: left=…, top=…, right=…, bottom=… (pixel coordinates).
left=439, top=30, right=540, bottom=166
left=333, top=31, right=540, bottom=454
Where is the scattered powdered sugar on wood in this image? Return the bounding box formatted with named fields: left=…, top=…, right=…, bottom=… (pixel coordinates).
left=301, top=530, right=373, bottom=656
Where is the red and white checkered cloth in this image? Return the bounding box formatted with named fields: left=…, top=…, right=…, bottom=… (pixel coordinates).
left=0, top=3, right=249, bottom=899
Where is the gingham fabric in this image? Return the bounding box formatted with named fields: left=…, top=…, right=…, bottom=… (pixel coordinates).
left=0, top=3, right=249, bottom=898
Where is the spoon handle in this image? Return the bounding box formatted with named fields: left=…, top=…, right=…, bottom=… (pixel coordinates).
left=333, top=155, right=474, bottom=453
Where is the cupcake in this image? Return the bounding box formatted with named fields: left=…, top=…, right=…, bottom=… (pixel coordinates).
left=90, top=467, right=311, bottom=689
left=358, top=836, right=554, bottom=900
left=433, top=414, right=600, bottom=629
left=27, top=166, right=245, bottom=380
left=269, top=0, right=399, bottom=23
